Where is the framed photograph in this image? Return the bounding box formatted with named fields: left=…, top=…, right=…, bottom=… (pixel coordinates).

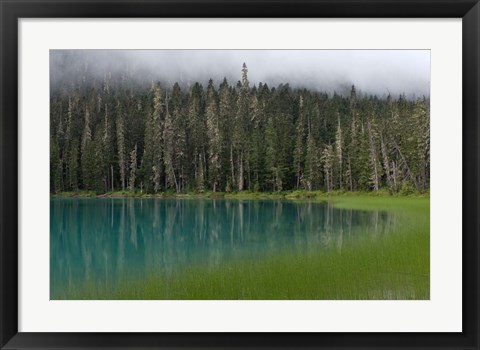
left=1, top=0, right=478, bottom=349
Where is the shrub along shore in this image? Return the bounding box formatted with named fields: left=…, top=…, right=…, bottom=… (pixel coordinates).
left=51, top=189, right=429, bottom=200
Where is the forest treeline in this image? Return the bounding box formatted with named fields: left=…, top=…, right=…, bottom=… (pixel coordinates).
left=50, top=63, right=430, bottom=194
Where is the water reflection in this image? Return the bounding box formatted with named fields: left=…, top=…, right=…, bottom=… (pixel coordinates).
left=50, top=198, right=397, bottom=297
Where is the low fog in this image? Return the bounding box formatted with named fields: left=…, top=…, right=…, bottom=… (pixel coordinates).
left=50, top=50, right=430, bottom=98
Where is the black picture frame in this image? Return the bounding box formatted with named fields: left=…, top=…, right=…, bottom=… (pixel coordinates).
left=1, top=0, right=478, bottom=349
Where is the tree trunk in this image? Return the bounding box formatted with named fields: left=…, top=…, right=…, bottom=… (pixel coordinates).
left=238, top=151, right=244, bottom=191
left=392, top=138, right=420, bottom=191
left=380, top=133, right=393, bottom=192
left=230, top=145, right=235, bottom=188
left=348, top=160, right=353, bottom=191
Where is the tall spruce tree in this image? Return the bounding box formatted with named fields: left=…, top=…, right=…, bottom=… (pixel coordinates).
left=116, top=100, right=127, bottom=191
left=206, top=79, right=222, bottom=192
left=233, top=63, right=250, bottom=191
left=163, top=91, right=177, bottom=191
left=129, top=144, right=137, bottom=191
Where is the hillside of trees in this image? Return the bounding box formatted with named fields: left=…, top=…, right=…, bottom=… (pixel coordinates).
left=50, top=63, right=430, bottom=195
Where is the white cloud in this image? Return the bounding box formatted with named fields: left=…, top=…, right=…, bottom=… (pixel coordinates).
left=51, top=49, right=430, bottom=97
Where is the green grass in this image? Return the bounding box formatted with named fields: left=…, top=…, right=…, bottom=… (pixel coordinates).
left=52, top=189, right=429, bottom=200
left=51, top=189, right=286, bottom=199
left=53, top=195, right=429, bottom=300
left=51, top=190, right=97, bottom=198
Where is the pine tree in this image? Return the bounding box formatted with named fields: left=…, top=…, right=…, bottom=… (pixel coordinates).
left=321, top=144, right=335, bottom=192
left=265, top=115, right=282, bottom=191
left=66, top=97, right=73, bottom=143
left=413, top=98, right=430, bottom=192
left=116, top=101, right=127, bottom=191
left=163, top=92, right=177, bottom=191
left=380, top=131, right=394, bottom=192
left=68, top=140, right=79, bottom=191
left=293, top=95, right=306, bottom=189
left=141, top=91, right=154, bottom=193
left=171, top=83, right=187, bottom=192
left=272, top=84, right=295, bottom=190
left=102, top=103, right=114, bottom=192
left=187, top=83, right=205, bottom=192
left=50, top=137, right=62, bottom=193
left=61, top=97, right=73, bottom=191
left=249, top=87, right=263, bottom=191
left=151, top=84, right=164, bottom=193
left=82, top=142, right=97, bottom=191
left=81, top=106, right=92, bottom=155
left=129, top=144, right=137, bottom=191
left=304, top=132, right=321, bottom=190
left=367, top=118, right=382, bottom=191
left=346, top=85, right=358, bottom=191
left=218, top=78, right=234, bottom=190
left=233, top=63, right=250, bottom=191
left=206, top=79, right=221, bottom=192
left=334, top=113, right=344, bottom=190
left=356, top=122, right=371, bottom=190
left=81, top=106, right=94, bottom=190
left=92, top=128, right=106, bottom=192
left=196, top=153, right=205, bottom=192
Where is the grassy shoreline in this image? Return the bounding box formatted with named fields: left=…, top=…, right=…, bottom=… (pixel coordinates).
left=51, top=189, right=429, bottom=200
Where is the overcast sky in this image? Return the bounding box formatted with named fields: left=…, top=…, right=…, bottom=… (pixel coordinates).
left=51, top=49, right=430, bottom=97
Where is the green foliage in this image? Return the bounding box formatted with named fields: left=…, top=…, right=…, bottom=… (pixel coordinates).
left=50, top=63, right=430, bottom=195
left=50, top=137, right=62, bottom=193
left=129, top=144, right=138, bottom=191
left=399, top=181, right=416, bottom=196
left=67, top=140, right=79, bottom=191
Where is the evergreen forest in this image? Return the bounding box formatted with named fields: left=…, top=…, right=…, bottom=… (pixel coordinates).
left=50, top=63, right=430, bottom=195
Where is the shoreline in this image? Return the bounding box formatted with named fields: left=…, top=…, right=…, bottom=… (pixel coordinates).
left=51, top=190, right=429, bottom=200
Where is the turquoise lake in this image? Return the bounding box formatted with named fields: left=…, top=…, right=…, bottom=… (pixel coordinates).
left=50, top=198, right=398, bottom=299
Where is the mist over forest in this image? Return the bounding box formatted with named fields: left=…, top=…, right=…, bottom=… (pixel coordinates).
left=50, top=50, right=430, bottom=195
left=50, top=50, right=430, bottom=98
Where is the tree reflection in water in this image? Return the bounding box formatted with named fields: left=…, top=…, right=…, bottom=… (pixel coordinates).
left=50, top=198, right=397, bottom=298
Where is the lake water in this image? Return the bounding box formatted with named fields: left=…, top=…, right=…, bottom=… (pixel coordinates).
left=50, top=198, right=397, bottom=299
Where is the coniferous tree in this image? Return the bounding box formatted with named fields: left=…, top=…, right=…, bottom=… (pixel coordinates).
left=380, top=130, right=394, bottom=192
left=68, top=140, right=79, bottom=191
left=50, top=137, right=62, bottom=193
left=50, top=61, right=430, bottom=195
left=187, top=83, right=206, bottom=192
left=163, top=92, right=177, bottom=191
left=233, top=63, right=250, bottom=191
left=129, top=144, right=137, bottom=191
left=171, top=83, right=187, bottom=192
left=116, top=101, right=127, bottom=191
left=304, top=131, right=321, bottom=190
left=100, top=103, right=114, bottom=192
left=81, top=106, right=95, bottom=190
left=249, top=87, right=263, bottom=191
left=293, top=95, right=307, bottom=189
left=141, top=96, right=154, bottom=193
left=81, top=106, right=92, bottom=155
left=321, top=144, right=335, bottom=192
left=367, top=118, right=381, bottom=191
left=413, top=98, right=430, bottom=191
left=265, top=115, right=280, bottom=191
left=206, top=79, right=222, bottom=192
left=346, top=85, right=358, bottom=191
left=334, top=114, right=344, bottom=190
left=150, top=84, right=164, bottom=193
left=218, top=78, right=234, bottom=190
